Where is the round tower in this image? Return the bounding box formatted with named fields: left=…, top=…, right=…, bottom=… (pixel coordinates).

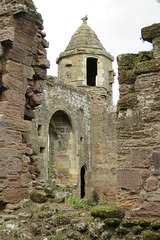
left=56, top=17, right=114, bottom=92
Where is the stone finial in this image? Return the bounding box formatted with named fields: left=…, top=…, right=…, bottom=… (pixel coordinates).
left=81, top=15, right=88, bottom=23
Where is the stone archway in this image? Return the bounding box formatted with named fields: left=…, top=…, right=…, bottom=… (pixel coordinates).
left=48, top=110, right=77, bottom=188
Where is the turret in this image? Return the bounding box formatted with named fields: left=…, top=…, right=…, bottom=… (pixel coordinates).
left=56, top=17, right=114, bottom=92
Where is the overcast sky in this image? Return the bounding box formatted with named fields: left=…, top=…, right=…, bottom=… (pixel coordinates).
left=33, top=0, right=160, bottom=103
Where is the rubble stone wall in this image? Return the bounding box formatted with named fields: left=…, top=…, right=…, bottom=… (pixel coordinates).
left=0, top=0, right=49, bottom=205
left=117, top=23, right=160, bottom=217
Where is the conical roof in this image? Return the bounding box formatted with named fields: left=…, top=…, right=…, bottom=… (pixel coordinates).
left=57, top=16, right=113, bottom=63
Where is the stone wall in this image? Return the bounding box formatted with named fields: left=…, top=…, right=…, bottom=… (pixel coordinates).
left=27, top=78, right=117, bottom=200
left=0, top=0, right=49, bottom=205
left=117, top=23, right=160, bottom=217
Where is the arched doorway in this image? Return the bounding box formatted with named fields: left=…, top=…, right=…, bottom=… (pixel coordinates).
left=81, top=165, right=86, bottom=199
left=48, top=111, right=73, bottom=186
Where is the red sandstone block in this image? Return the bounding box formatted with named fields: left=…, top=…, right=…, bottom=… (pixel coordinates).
left=8, top=159, right=22, bottom=175
left=18, top=144, right=27, bottom=155
left=145, top=176, right=158, bottom=191
left=2, top=73, right=27, bottom=94
left=5, top=129, right=22, bottom=143
left=117, top=169, right=140, bottom=190
left=11, top=16, right=37, bottom=37
left=33, top=80, right=44, bottom=93
left=152, top=151, right=160, bottom=175
left=29, top=94, right=41, bottom=107
left=22, top=155, right=31, bottom=163
left=22, top=155, right=30, bottom=173
left=0, top=89, right=25, bottom=105
left=129, top=201, right=160, bottom=218
left=5, top=60, right=33, bottom=79
left=3, top=188, right=21, bottom=203
left=21, top=173, right=30, bottom=187
left=14, top=28, right=37, bottom=52
left=35, top=56, right=50, bottom=68
left=5, top=117, right=32, bottom=132
left=0, top=145, right=19, bottom=157
left=6, top=44, right=33, bottom=66
left=131, top=148, right=150, bottom=168
left=0, top=101, right=23, bottom=118
left=8, top=175, right=21, bottom=188
left=0, top=160, right=8, bottom=176
left=0, top=176, right=7, bottom=188
left=21, top=188, right=29, bottom=199
left=34, top=66, right=46, bottom=80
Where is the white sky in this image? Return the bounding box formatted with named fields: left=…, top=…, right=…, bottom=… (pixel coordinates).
left=33, top=0, right=160, bottom=103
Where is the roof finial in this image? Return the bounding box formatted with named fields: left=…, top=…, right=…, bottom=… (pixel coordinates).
left=81, top=15, right=88, bottom=24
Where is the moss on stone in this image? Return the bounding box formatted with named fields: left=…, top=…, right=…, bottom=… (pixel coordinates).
left=117, top=53, right=138, bottom=70
left=104, top=218, right=122, bottom=227
left=117, top=93, right=138, bottom=111
left=132, top=225, right=143, bottom=235
left=30, top=190, right=47, bottom=203
left=152, top=37, right=160, bottom=45
left=116, top=225, right=129, bottom=235
left=138, top=51, right=154, bottom=62
left=118, top=69, right=137, bottom=84
left=139, top=219, right=151, bottom=227
left=135, top=59, right=160, bottom=74
left=90, top=206, right=125, bottom=219
left=151, top=220, right=160, bottom=230
left=122, top=219, right=139, bottom=227
left=141, top=23, right=160, bottom=43
left=143, top=230, right=160, bottom=240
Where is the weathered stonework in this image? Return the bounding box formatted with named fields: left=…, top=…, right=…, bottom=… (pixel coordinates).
left=0, top=0, right=49, bottom=205
left=26, top=17, right=117, bottom=201
left=1, top=0, right=160, bottom=220
left=117, top=22, right=160, bottom=217
left=27, top=76, right=116, bottom=200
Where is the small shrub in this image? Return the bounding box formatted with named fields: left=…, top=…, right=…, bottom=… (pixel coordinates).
left=67, top=195, right=85, bottom=208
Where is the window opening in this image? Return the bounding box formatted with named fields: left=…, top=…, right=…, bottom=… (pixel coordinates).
left=81, top=165, right=86, bottom=198
left=38, top=125, right=42, bottom=136
left=87, top=58, right=97, bottom=86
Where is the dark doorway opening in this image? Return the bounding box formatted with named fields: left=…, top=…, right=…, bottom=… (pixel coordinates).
left=81, top=165, right=86, bottom=198
left=87, top=58, right=97, bottom=86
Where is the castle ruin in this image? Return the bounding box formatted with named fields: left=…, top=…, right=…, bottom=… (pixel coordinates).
left=0, top=0, right=160, bottom=219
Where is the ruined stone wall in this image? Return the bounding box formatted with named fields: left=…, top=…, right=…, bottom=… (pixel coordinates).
left=0, top=0, right=49, bottom=205
left=28, top=78, right=117, bottom=200
left=88, top=87, right=117, bottom=200
left=117, top=23, right=160, bottom=217
left=27, top=78, right=92, bottom=198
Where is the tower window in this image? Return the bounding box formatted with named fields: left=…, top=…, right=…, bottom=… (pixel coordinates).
left=87, top=58, right=97, bottom=86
